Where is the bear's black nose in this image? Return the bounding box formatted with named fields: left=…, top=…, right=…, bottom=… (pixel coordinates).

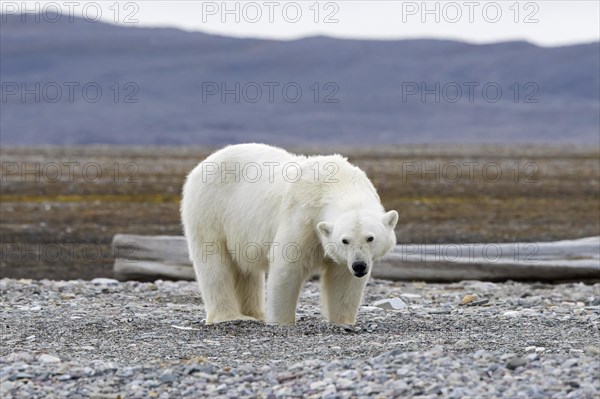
left=352, top=261, right=367, bottom=277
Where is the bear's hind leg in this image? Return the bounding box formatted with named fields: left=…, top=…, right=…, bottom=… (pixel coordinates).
left=192, top=252, right=255, bottom=324
left=234, top=270, right=266, bottom=321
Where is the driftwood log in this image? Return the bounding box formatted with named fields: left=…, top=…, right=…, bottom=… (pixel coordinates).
left=113, top=235, right=600, bottom=282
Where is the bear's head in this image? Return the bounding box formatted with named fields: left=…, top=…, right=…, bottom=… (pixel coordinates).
left=317, top=210, right=398, bottom=278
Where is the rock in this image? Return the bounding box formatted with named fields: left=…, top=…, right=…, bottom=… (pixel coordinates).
left=340, top=370, right=359, bottom=380
left=502, top=311, right=521, bottom=317
left=0, top=381, right=15, bottom=393
left=562, top=358, right=578, bottom=368
left=322, top=383, right=337, bottom=397
left=91, top=278, right=119, bottom=286
left=7, top=352, right=34, bottom=362
left=506, top=357, right=527, bottom=370
left=335, top=377, right=354, bottom=389
left=159, top=373, right=177, bottom=384
left=144, top=380, right=162, bottom=388
left=276, top=387, right=293, bottom=397
left=38, top=354, right=61, bottom=363
left=183, top=365, right=207, bottom=375
left=427, top=345, right=444, bottom=355
left=584, top=345, right=600, bottom=355
left=428, top=309, right=451, bottom=314
left=116, top=367, right=135, bottom=377
left=9, top=373, right=33, bottom=381
left=467, top=298, right=490, bottom=306
left=460, top=294, right=477, bottom=305
left=372, top=298, right=408, bottom=310
left=310, top=380, right=327, bottom=390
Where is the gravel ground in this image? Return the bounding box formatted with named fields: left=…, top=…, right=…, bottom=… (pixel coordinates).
left=1, top=278, right=599, bottom=398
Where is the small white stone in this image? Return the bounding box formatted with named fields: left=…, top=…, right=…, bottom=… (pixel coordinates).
left=335, top=378, right=354, bottom=389
left=427, top=345, right=444, bottom=355
left=310, top=380, right=327, bottom=390
left=39, top=354, right=61, bottom=363
left=276, top=387, right=293, bottom=397
left=502, top=310, right=521, bottom=317
left=372, top=298, right=408, bottom=310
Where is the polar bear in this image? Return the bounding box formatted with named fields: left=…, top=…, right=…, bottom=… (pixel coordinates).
left=181, top=143, right=398, bottom=325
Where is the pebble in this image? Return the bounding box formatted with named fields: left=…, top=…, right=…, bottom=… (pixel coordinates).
left=506, top=357, right=528, bottom=370
left=159, top=374, right=176, bottom=384
left=460, top=294, right=477, bottom=305
left=90, top=278, right=119, bottom=286
left=9, top=373, right=33, bottom=381
left=584, top=345, right=600, bottom=356
left=428, top=308, right=452, bottom=314
left=502, top=310, right=521, bottom=317
left=310, top=381, right=327, bottom=390
left=38, top=354, right=61, bottom=363
left=467, top=298, right=490, bottom=306
left=372, top=297, right=408, bottom=310
left=562, top=358, right=579, bottom=368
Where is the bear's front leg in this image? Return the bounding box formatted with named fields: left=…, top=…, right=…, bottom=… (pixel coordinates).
left=266, top=260, right=310, bottom=325
left=321, top=264, right=369, bottom=325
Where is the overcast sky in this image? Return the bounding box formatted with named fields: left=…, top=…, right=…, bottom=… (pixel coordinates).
left=14, top=1, right=600, bottom=46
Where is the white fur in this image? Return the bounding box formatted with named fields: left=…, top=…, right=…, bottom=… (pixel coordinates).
left=181, top=143, right=398, bottom=325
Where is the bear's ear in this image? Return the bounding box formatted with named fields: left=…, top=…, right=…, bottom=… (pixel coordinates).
left=317, top=222, right=333, bottom=238
left=383, top=210, right=399, bottom=229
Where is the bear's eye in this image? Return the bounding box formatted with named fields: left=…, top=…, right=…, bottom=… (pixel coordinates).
left=342, top=239, right=349, bottom=245
left=366, top=236, right=374, bottom=243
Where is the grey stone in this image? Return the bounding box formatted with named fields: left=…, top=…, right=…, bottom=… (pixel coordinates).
left=159, top=373, right=177, bottom=384
left=562, top=358, right=578, bottom=368
left=506, top=357, right=528, bottom=370
left=38, top=354, right=61, bottom=363
left=90, top=278, right=119, bottom=286
left=9, top=373, right=33, bottom=380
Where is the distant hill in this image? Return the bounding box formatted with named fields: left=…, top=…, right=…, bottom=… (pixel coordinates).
left=1, top=14, right=599, bottom=145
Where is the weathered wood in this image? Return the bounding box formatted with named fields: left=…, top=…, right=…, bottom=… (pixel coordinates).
left=112, top=235, right=599, bottom=282
left=113, top=234, right=190, bottom=265
left=114, top=260, right=195, bottom=281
